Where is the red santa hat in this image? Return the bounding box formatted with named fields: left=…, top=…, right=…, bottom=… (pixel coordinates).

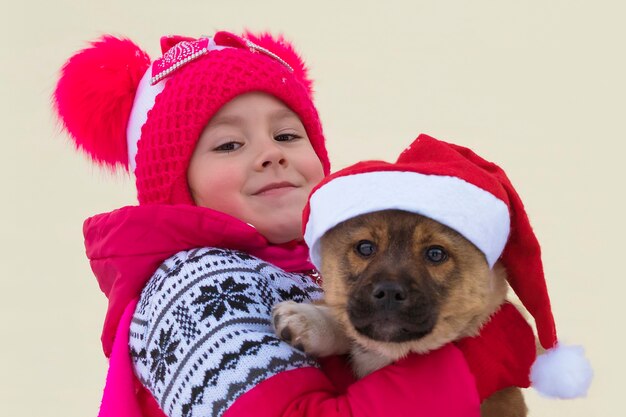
left=303, top=134, right=592, bottom=399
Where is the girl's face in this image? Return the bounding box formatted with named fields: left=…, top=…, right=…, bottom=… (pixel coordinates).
left=187, top=92, right=325, bottom=244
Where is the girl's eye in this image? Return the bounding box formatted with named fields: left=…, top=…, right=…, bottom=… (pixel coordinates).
left=274, top=133, right=300, bottom=142
left=214, top=142, right=242, bottom=152
left=425, top=246, right=448, bottom=264
left=355, top=240, right=377, bottom=258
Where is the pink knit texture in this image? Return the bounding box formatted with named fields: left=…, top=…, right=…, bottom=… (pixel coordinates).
left=135, top=40, right=330, bottom=205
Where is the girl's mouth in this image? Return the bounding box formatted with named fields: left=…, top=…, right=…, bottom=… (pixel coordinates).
left=253, top=182, right=296, bottom=195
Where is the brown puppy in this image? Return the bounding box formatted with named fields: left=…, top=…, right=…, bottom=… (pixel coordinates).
left=272, top=209, right=526, bottom=417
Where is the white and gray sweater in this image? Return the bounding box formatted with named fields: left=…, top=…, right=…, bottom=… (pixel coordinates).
left=129, top=247, right=323, bottom=417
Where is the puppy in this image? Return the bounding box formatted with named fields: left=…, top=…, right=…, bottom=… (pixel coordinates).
left=272, top=209, right=526, bottom=417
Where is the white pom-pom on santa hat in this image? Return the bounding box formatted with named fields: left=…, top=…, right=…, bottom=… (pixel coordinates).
left=530, top=343, right=593, bottom=398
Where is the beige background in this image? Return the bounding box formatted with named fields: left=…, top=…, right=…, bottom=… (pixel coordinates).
left=1, top=0, right=623, bottom=415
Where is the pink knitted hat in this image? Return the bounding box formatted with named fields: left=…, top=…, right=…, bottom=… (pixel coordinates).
left=303, top=134, right=592, bottom=399
left=54, top=31, right=330, bottom=205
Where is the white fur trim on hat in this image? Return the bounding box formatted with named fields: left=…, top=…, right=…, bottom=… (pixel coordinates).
left=126, top=69, right=166, bottom=172
left=304, top=171, right=510, bottom=268
left=530, top=344, right=593, bottom=398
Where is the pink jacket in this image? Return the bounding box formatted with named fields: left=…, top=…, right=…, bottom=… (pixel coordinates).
left=84, top=204, right=532, bottom=417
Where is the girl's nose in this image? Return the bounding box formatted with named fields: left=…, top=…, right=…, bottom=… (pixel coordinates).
left=256, top=140, right=287, bottom=170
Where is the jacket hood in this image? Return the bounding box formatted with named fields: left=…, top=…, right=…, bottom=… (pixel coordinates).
left=84, top=204, right=313, bottom=356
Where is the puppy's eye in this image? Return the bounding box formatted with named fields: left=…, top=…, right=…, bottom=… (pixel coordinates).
left=355, top=240, right=377, bottom=258
left=425, top=246, right=448, bottom=264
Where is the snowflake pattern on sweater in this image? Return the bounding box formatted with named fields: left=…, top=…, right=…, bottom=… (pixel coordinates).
left=129, top=248, right=323, bottom=417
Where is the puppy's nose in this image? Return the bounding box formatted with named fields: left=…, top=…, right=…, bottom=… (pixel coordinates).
left=371, top=281, right=408, bottom=309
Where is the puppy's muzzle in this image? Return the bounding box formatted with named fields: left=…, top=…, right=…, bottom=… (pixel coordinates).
left=348, top=279, right=439, bottom=343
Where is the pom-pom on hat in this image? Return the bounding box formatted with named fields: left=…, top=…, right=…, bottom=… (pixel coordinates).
left=303, top=134, right=592, bottom=399
left=54, top=31, right=330, bottom=205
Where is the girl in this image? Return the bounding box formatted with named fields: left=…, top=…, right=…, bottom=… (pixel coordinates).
left=54, top=31, right=490, bottom=417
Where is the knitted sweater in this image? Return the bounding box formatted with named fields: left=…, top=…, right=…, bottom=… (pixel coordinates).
left=129, top=247, right=324, bottom=417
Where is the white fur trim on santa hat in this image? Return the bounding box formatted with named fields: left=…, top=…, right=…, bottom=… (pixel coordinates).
left=530, top=343, right=593, bottom=399
left=304, top=170, right=510, bottom=268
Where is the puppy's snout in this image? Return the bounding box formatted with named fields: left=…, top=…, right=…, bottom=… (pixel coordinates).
left=371, top=281, right=408, bottom=309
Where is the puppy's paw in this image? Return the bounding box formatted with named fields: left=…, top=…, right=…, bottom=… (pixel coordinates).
left=272, top=301, right=347, bottom=357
